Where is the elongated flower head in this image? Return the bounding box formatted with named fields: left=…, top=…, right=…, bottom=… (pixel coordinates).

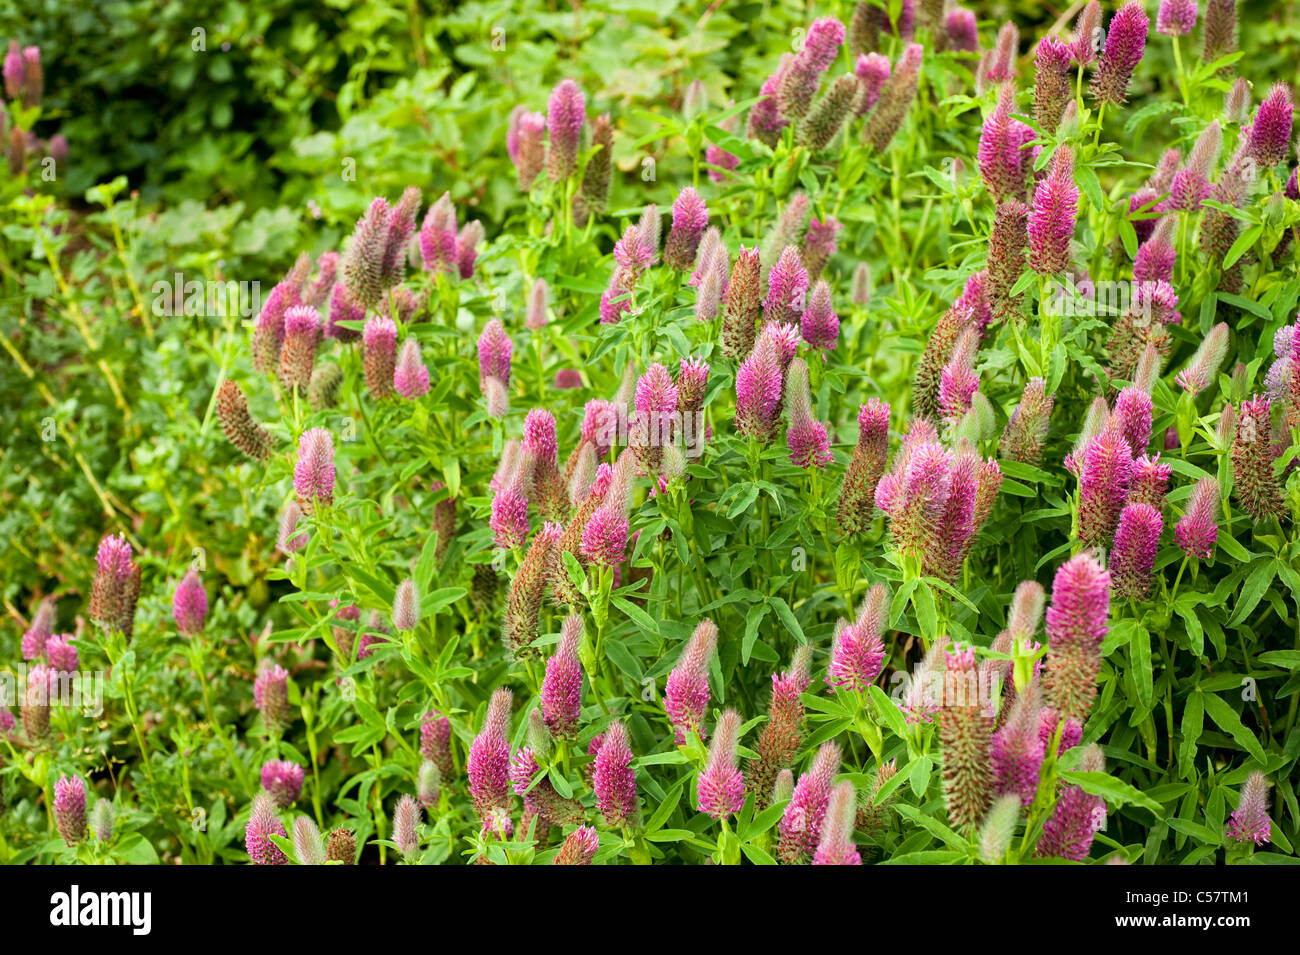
left=664, top=186, right=709, bottom=270
left=721, top=247, right=763, bottom=358
left=1226, top=771, right=1272, bottom=845
left=785, top=358, right=832, bottom=469
left=986, top=22, right=1020, bottom=82
left=547, top=80, right=586, bottom=181
left=990, top=683, right=1046, bottom=806
left=593, top=720, right=638, bottom=828
left=863, top=43, right=923, bottom=153
left=979, top=793, right=1023, bottom=863
left=90, top=799, right=115, bottom=842
left=1034, top=36, right=1073, bottom=133
left=1170, top=121, right=1222, bottom=211
left=980, top=82, right=1035, bottom=202
left=1128, top=453, right=1171, bottom=510
left=1090, top=2, right=1149, bottom=106
left=812, top=781, right=862, bottom=865
left=665, top=619, right=717, bottom=744
left=1175, top=323, right=1229, bottom=395
left=392, top=794, right=422, bottom=859
left=1028, top=147, right=1078, bottom=274
left=826, top=585, right=889, bottom=692
left=764, top=245, right=810, bottom=325
left=735, top=335, right=786, bottom=441
left=999, top=377, right=1053, bottom=464
left=777, top=17, right=846, bottom=121
left=254, top=663, right=292, bottom=734
left=541, top=614, right=584, bottom=738
left=1043, top=554, right=1111, bottom=721
left=1203, top=0, right=1237, bottom=63
left=777, top=741, right=841, bottom=862
left=944, top=9, right=978, bottom=53
left=394, top=338, right=430, bottom=399
left=1111, top=503, right=1163, bottom=601
left=343, top=198, right=394, bottom=307
left=1078, top=421, right=1133, bottom=547
left=172, top=569, right=207, bottom=636
left=1113, top=386, right=1153, bottom=455
left=90, top=534, right=141, bottom=638
left=294, top=428, right=336, bottom=509
left=797, top=73, right=859, bottom=149
left=836, top=398, right=891, bottom=535
left=478, top=319, right=513, bottom=387
left=697, top=709, right=745, bottom=819
left=1072, top=2, right=1104, bottom=65
left=54, top=775, right=87, bottom=846
left=511, top=110, right=547, bottom=190
left=245, top=793, right=287, bottom=865
left=1230, top=395, right=1286, bottom=522
left=800, top=278, right=839, bottom=352
left=468, top=688, right=513, bottom=825
left=292, top=815, right=326, bottom=865
left=1246, top=83, right=1294, bottom=168
left=1037, top=744, right=1106, bottom=860
left=420, top=709, right=454, bottom=780
left=21, top=598, right=54, bottom=661
left=938, top=647, right=993, bottom=830
left=1176, top=476, right=1220, bottom=559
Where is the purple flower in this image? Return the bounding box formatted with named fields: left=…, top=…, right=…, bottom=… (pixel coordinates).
left=1231, top=395, right=1287, bottom=522
left=547, top=79, right=586, bottom=181
left=245, top=793, right=288, bottom=865
left=555, top=825, right=599, bottom=865
left=1245, top=83, right=1294, bottom=168
left=468, top=688, right=513, bottom=827
left=1113, top=386, right=1153, bottom=455
left=393, top=338, right=430, bottom=400
left=294, top=428, right=336, bottom=508
left=763, top=245, right=810, bottom=325
left=735, top=335, right=786, bottom=441
left=1170, top=121, right=1222, bottom=212
left=477, top=318, right=513, bottom=389
left=664, top=620, right=717, bottom=744
left=986, top=22, right=1020, bottom=83
left=1037, top=744, right=1106, bottom=860
left=697, top=709, right=745, bottom=819
left=1078, top=420, right=1133, bottom=548
left=1072, top=2, right=1103, bottom=66
left=419, top=192, right=458, bottom=277
left=784, top=358, right=833, bottom=469
left=21, top=598, right=54, bottom=661
left=944, top=9, right=979, bottom=54
left=592, top=721, right=638, bottom=828
left=1203, top=0, right=1238, bottom=63
left=1043, top=554, right=1111, bottom=722
left=1111, top=502, right=1163, bottom=601
left=854, top=53, right=891, bottom=116
left=664, top=187, right=709, bottom=270
left=825, top=585, right=888, bottom=691
left=1089, top=1, right=1149, bottom=106
left=542, top=614, right=584, bottom=738
left=46, top=634, right=77, bottom=673
left=1034, top=36, right=1074, bottom=133
left=800, top=279, right=839, bottom=351
left=54, top=775, right=88, bottom=846
left=980, top=83, right=1035, bottom=203
left=836, top=398, right=891, bottom=535
left=420, top=710, right=454, bottom=779
left=1157, top=0, right=1198, bottom=36
left=89, top=534, right=141, bottom=638
left=811, top=781, right=861, bottom=865
left=777, top=741, right=841, bottom=862
left=990, top=685, right=1047, bottom=807
left=1028, top=147, right=1078, bottom=274
left=1176, top=476, right=1220, bottom=559
left=777, top=17, right=846, bottom=121
left=509, top=109, right=547, bottom=190
left=363, top=315, right=398, bottom=399
left=863, top=43, right=923, bottom=153
left=172, top=569, right=208, bottom=636
left=261, top=759, right=305, bottom=808
left=254, top=663, right=292, bottom=733
left=392, top=794, right=422, bottom=859
left=1133, top=216, right=1177, bottom=283
left=1226, top=771, right=1272, bottom=845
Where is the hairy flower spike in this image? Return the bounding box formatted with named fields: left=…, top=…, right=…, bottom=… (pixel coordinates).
left=294, top=428, right=336, bottom=509
left=837, top=398, right=891, bottom=535
left=697, top=709, right=745, bottom=819
left=665, top=620, right=717, bottom=744
left=1043, top=554, right=1111, bottom=722
left=468, top=689, right=513, bottom=828
left=90, top=534, right=141, bottom=639
left=1000, top=377, right=1054, bottom=464
left=1246, top=83, right=1294, bottom=168
left=1176, top=476, right=1221, bottom=559
left=254, top=664, right=292, bottom=734
left=1028, top=147, right=1078, bottom=274
left=173, top=569, right=207, bottom=636
left=826, top=585, right=889, bottom=691
left=1170, top=122, right=1222, bottom=211
left=1111, top=503, right=1163, bottom=601
left=592, top=721, right=638, bottom=827
left=778, top=742, right=841, bottom=862
left=1203, top=0, right=1238, bottom=65
left=363, top=316, right=398, bottom=400
left=555, top=825, right=599, bottom=865
left=246, top=793, right=288, bottom=865
left=1037, top=744, right=1106, bottom=860
left=938, top=648, right=993, bottom=831
left=980, top=83, right=1035, bottom=202
left=216, top=380, right=273, bottom=461
left=664, top=187, right=709, bottom=270
left=1034, top=37, right=1073, bottom=133
left=503, top=522, right=562, bottom=657
left=54, top=775, right=88, bottom=846
left=864, top=43, right=923, bottom=152
left=393, top=338, right=430, bottom=400
left=801, top=217, right=842, bottom=282
left=735, top=334, right=786, bottom=441
left=547, top=80, right=586, bottom=181
left=261, top=759, right=305, bottom=809
left=1090, top=1, right=1149, bottom=106
left=797, top=73, right=859, bottom=149
left=854, top=53, right=891, bottom=117
left=541, top=614, right=584, bottom=737
left=785, top=358, right=833, bottom=469
left=1226, top=771, right=1272, bottom=845
left=1078, top=421, right=1133, bottom=547
left=812, top=781, right=862, bottom=865
left=1231, top=396, right=1286, bottom=522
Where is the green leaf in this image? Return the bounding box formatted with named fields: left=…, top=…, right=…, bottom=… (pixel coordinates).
left=1059, top=770, right=1163, bottom=815
left=868, top=686, right=909, bottom=739
left=767, top=596, right=805, bottom=644
left=1228, top=560, right=1276, bottom=626
left=610, top=597, right=659, bottom=635
left=1200, top=693, right=1267, bottom=765
left=1131, top=624, right=1153, bottom=712
left=1179, top=690, right=1203, bottom=778
left=741, top=601, right=771, bottom=665
left=740, top=843, right=777, bottom=865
